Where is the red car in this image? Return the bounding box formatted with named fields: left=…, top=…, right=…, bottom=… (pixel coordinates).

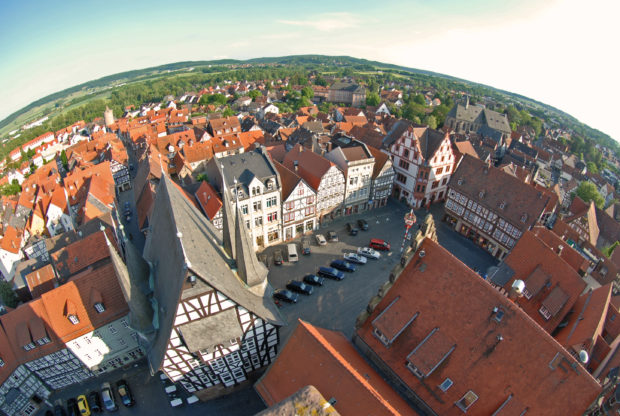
left=369, top=238, right=391, bottom=251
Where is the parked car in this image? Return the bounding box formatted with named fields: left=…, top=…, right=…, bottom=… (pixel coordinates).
left=357, top=247, right=381, bottom=259
left=357, top=219, right=369, bottom=231
left=301, top=238, right=311, bottom=255
left=88, top=391, right=102, bottom=413
left=327, top=231, right=338, bottom=242
left=343, top=252, right=367, bottom=264
left=303, top=274, right=325, bottom=286
left=100, top=382, right=118, bottom=412
left=67, top=398, right=79, bottom=416
left=116, top=380, right=135, bottom=407
left=274, top=249, right=284, bottom=265
left=287, top=243, right=299, bottom=262
left=346, top=223, right=359, bottom=236
left=186, top=395, right=199, bottom=405
left=369, top=238, right=391, bottom=251
left=286, top=280, right=314, bottom=295
left=330, top=259, right=357, bottom=272
left=317, top=266, right=345, bottom=280
left=77, top=395, right=91, bottom=416
left=315, top=234, right=327, bottom=246
left=273, top=289, right=299, bottom=303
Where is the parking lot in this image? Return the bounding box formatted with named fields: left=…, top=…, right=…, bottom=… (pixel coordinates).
left=262, top=200, right=498, bottom=342
left=37, top=200, right=498, bottom=416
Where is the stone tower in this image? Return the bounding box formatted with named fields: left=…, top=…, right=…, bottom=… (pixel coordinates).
left=104, top=106, right=114, bottom=127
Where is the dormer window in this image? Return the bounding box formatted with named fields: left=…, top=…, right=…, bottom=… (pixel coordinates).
left=499, top=201, right=506, bottom=210
left=520, top=213, right=528, bottom=223
left=68, top=314, right=80, bottom=325
left=457, top=178, right=463, bottom=185
left=0, top=357, right=4, bottom=367
left=479, top=190, right=485, bottom=198
left=23, top=342, right=35, bottom=351
left=94, top=302, right=105, bottom=313
left=36, top=336, right=51, bottom=346
left=456, top=390, right=478, bottom=412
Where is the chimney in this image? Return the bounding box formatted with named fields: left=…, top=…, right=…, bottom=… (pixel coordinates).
left=558, top=246, right=564, bottom=256
left=294, top=160, right=299, bottom=172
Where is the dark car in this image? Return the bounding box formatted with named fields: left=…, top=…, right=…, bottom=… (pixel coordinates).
left=330, top=259, right=357, bottom=272
left=301, top=238, right=311, bottom=255
left=273, top=289, right=299, bottom=303
left=357, top=219, right=369, bottom=231
left=286, top=280, right=314, bottom=295
left=101, top=382, right=118, bottom=412
left=273, top=249, right=284, bottom=265
left=346, top=223, right=359, bottom=236
left=303, top=274, right=325, bottom=286
left=66, top=398, right=79, bottom=416
left=116, top=379, right=135, bottom=407
left=317, top=266, right=345, bottom=280
left=88, top=391, right=102, bottom=413
left=54, top=404, right=66, bottom=416
left=327, top=231, right=338, bottom=242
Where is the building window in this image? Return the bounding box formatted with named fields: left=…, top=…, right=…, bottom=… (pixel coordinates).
left=266, top=196, right=277, bottom=208
left=267, top=181, right=274, bottom=190
left=396, top=173, right=407, bottom=184
left=284, top=212, right=294, bottom=223
left=251, top=186, right=260, bottom=196
left=399, top=159, right=410, bottom=170
left=403, top=149, right=409, bottom=158
left=245, top=220, right=250, bottom=229
left=121, top=319, right=129, bottom=328
left=436, top=167, right=443, bottom=174
left=305, top=206, right=315, bottom=216
left=298, top=187, right=304, bottom=196
left=109, top=325, right=118, bottom=334
left=306, top=196, right=314, bottom=204
left=255, top=217, right=263, bottom=227
left=539, top=305, right=552, bottom=320
left=456, top=391, right=478, bottom=412
left=94, top=302, right=105, bottom=313
left=267, top=212, right=278, bottom=222
left=373, top=328, right=390, bottom=347
left=432, top=181, right=439, bottom=189
left=23, top=342, right=36, bottom=351
left=36, top=336, right=51, bottom=346
left=241, top=205, right=248, bottom=215
left=439, top=378, right=453, bottom=392
left=267, top=230, right=279, bottom=242
left=285, top=201, right=294, bottom=210
left=68, top=314, right=80, bottom=325
left=253, top=201, right=262, bottom=212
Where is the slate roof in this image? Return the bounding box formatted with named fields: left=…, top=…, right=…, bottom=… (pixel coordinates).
left=417, top=128, right=447, bottom=160
left=143, top=174, right=284, bottom=374
left=356, top=238, right=601, bottom=416
left=219, top=148, right=278, bottom=190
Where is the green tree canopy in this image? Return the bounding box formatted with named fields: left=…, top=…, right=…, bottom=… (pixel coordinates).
left=366, top=92, right=380, bottom=107
left=0, top=181, right=21, bottom=196
left=248, top=90, right=262, bottom=100
left=0, top=281, right=18, bottom=308
left=575, top=181, right=605, bottom=209
left=200, top=93, right=228, bottom=106
left=423, top=115, right=437, bottom=129
left=301, top=86, right=314, bottom=99
left=587, top=162, right=599, bottom=174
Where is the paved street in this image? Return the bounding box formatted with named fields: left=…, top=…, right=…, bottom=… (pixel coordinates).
left=35, top=199, right=498, bottom=416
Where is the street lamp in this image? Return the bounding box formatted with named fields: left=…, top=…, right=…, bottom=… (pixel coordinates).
left=400, top=209, right=417, bottom=254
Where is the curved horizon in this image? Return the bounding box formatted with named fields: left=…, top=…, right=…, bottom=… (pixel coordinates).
left=1, top=0, right=618, bottom=140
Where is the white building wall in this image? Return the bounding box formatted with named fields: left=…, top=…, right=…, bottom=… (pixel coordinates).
left=316, top=165, right=345, bottom=219
left=282, top=180, right=317, bottom=240
left=65, top=316, right=144, bottom=374
left=236, top=177, right=281, bottom=249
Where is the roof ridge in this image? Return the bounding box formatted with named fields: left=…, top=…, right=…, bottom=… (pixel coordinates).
left=299, top=320, right=403, bottom=416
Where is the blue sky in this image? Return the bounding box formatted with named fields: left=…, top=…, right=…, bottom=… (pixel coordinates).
left=1, top=0, right=618, bottom=140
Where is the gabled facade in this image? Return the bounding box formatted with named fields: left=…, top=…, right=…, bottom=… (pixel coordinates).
left=367, top=146, right=394, bottom=209
left=45, top=187, right=74, bottom=237
left=143, top=174, right=284, bottom=399
left=0, top=226, right=24, bottom=281
left=282, top=145, right=345, bottom=222
left=564, top=197, right=600, bottom=247
left=273, top=161, right=317, bottom=241
left=325, top=141, right=375, bottom=215
left=385, top=122, right=455, bottom=209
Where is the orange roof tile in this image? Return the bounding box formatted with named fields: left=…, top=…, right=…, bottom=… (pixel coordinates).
left=25, top=264, right=57, bottom=299
left=255, top=320, right=416, bottom=416
left=194, top=181, right=222, bottom=220
left=532, top=226, right=589, bottom=273
left=0, top=226, right=23, bottom=254
left=283, top=144, right=338, bottom=191
left=356, top=238, right=601, bottom=415
left=502, top=231, right=586, bottom=333
left=50, top=230, right=114, bottom=279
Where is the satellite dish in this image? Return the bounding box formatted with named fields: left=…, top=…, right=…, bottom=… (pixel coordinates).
left=579, top=350, right=589, bottom=364
left=511, top=279, right=525, bottom=295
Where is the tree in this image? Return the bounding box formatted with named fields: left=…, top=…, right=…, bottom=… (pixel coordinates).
left=0, top=281, right=18, bottom=308
left=222, top=107, right=235, bottom=117
left=301, top=86, right=314, bottom=99
left=60, top=149, right=68, bottom=170
left=412, top=94, right=426, bottom=105
left=587, top=162, right=599, bottom=174
left=366, top=92, right=380, bottom=107
left=0, top=180, right=21, bottom=196
left=603, top=241, right=619, bottom=258
left=423, top=115, right=437, bottom=129
left=314, top=75, right=327, bottom=86
left=200, top=93, right=227, bottom=106
left=575, top=181, right=605, bottom=209
left=196, top=173, right=208, bottom=182
left=248, top=90, right=262, bottom=100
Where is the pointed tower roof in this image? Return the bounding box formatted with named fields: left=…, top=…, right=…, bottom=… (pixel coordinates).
left=221, top=175, right=236, bottom=260
left=234, top=200, right=268, bottom=289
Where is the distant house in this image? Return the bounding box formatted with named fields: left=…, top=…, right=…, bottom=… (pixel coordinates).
left=444, top=97, right=511, bottom=143
left=328, top=81, right=366, bottom=107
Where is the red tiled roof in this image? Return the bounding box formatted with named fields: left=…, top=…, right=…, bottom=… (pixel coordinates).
left=0, top=226, right=23, bottom=254
left=255, top=320, right=416, bottom=416
left=532, top=226, right=589, bottom=273
left=25, top=264, right=57, bottom=299
left=502, top=231, right=586, bottom=333
left=356, top=238, right=601, bottom=416
left=50, top=230, right=115, bottom=279
left=283, top=144, right=338, bottom=191
left=194, top=181, right=222, bottom=220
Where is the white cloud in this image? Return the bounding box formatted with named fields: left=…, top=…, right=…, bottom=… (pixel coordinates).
left=278, top=12, right=361, bottom=32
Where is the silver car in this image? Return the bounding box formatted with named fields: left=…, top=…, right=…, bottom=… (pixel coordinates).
left=357, top=247, right=381, bottom=259
left=344, top=252, right=367, bottom=264
left=315, top=234, right=327, bottom=246
left=101, top=382, right=118, bottom=411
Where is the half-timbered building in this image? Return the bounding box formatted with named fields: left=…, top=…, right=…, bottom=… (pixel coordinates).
left=144, top=174, right=284, bottom=399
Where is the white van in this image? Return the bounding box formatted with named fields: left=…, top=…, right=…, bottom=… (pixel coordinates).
left=287, top=244, right=299, bottom=263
